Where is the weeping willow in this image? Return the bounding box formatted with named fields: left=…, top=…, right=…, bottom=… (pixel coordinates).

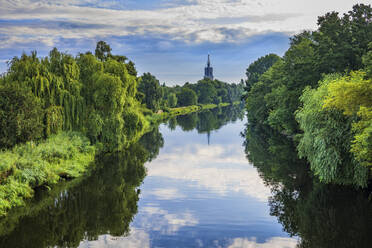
left=1, top=46, right=148, bottom=151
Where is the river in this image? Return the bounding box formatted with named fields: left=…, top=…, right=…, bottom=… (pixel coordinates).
left=0, top=105, right=371, bottom=248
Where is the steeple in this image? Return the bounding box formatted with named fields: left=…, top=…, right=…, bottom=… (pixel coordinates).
left=204, top=54, right=214, bottom=80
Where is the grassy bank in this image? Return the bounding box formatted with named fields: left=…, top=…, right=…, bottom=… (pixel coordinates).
left=0, top=132, right=95, bottom=216
left=146, top=102, right=238, bottom=124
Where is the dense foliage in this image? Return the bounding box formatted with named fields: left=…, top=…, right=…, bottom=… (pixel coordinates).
left=158, top=77, right=244, bottom=108
left=0, top=132, right=95, bottom=216
left=0, top=42, right=149, bottom=216
left=137, top=72, right=163, bottom=112
left=176, top=87, right=198, bottom=106
left=244, top=4, right=372, bottom=187
left=243, top=124, right=372, bottom=248
left=296, top=73, right=370, bottom=186
left=244, top=53, right=280, bottom=93
left=0, top=42, right=147, bottom=151
left=0, top=84, right=44, bottom=148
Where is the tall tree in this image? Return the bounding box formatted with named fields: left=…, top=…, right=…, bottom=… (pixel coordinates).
left=95, top=41, right=112, bottom=61
left=245, top=54, right=280, bottom=92
left=138, top=73, right=163, bottom=112
left=0, top=84, right=44, bottom=148
left=177, top=88, right=197, bottom=106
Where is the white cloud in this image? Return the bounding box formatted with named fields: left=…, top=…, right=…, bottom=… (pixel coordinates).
left=228, top=237, right=298, bottom=248
left=78, top=205, right=198, bottom=246
left=78, top=228, right=150, bottom=248
left=146, top=143, right=271, bottom=201
left=0, top=0, right=367, bottom=48
left=150, top=187, right=186, bottom=200
left=138, top=206, right=199, bottom=234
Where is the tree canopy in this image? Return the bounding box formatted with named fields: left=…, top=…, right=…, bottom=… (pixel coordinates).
left=243, top=4, right=372, bottom=187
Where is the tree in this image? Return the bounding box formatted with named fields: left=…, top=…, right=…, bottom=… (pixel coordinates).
left=0, top=84, right=44, bottom=148
left=313, top=4, right=372, bottom=73
left=322, top=71, right=372, bottom=169
left=138, top=73, right=163, bottom=112
left=176, top=88, right=197, bottom=106
left=167, top=93, right=177, bottom=108
left=245, top=54, right=280, bottom=92
left=95, top=41, right=112, bottom=61
left=265, top=38, right=318, bottom=134
left=362, top=42, right=372, bottom=78
left=296, top=74, right=369, bottom=187
left=245, top=59, right=284, bottom=124
left=126, top=61, right=137, bottom=77
left=195, top=79, right=217, bottom=104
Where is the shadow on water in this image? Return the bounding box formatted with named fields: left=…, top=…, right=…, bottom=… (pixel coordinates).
left=243, top=123, right=372, bottom=248
left=0, top=128, right=164, bottom=248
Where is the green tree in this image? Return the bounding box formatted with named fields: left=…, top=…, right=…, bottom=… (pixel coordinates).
left=167, top=93, right=178, bottom=108
left=138, top=73, right=163, bottom=112
left=313, top=4, right=372, bottom=73
left=0, top=84, right=44, bottom=148
left=195, top=79, right=217, bottom=104
left=322, top=71, right=372, bottom=169
left=296, top=74, right=369, bottom=187
left=245, top=60, right=284, bottom=124
left=176, top=87, right=197, bottom=106
left=126, top=60, right=137, bottom=77
left=362, top=42, right=372, bottom=78
left=245, top=53, right=280, bottom=92
left=265, top=38, right=319, bottom=134
left=95, top=41, right=112, bottom=61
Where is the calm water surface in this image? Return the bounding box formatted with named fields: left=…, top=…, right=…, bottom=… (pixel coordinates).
left=90, top=111, right=295, bottom=247
left=0, top=106, right=371, bottom=248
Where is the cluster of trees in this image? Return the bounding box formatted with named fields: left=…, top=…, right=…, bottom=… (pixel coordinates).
left=244, top=4, right=372, bottom=187
left=0, top=41, right=147, bottom=151
left=243, top=123, right=372, bottom=248
left=137, top=73, right=244, bottom=112
left=170, top=78, right=244, bottom=107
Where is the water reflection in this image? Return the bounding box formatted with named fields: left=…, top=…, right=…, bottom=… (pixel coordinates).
left=2, top=104, right=355, bottom=248
left=243, top=123, right=372, bottom=248
left=129, top=105, right=294, bottom=247
left=0, top=140, right=160, bottom=248
left=174, top=105, right=245, bottom=135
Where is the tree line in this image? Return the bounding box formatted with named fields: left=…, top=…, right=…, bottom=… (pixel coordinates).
left=0, top=40, right=244, bottom=150
left=0, top=41, right=147, bottom=151
left=137, top=73, right=244, bottom=112
left=243, top=4, right=372, bottom=187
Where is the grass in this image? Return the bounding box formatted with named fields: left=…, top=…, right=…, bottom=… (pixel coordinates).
left=146, top=102, right=236, bottom=124
left=0, top=132, right=95, bottom=216
left=146, top=105, right=200, bottom=123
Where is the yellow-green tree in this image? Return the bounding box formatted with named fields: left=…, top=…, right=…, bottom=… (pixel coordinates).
left=323, top=71, right=372, bottom=169
left=296, top=72, right=371, bottom=187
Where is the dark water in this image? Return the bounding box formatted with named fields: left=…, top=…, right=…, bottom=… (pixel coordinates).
left=0, top=105, right=371, bottom=248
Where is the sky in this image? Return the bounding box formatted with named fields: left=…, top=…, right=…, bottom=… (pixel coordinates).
left=0, top=0, right=370, bottom=85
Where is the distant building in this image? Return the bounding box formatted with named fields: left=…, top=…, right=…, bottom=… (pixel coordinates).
left=204, top=54, right=214, bottom=80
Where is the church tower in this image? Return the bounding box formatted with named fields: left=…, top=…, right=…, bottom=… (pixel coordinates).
left=204, top=54, right=214, bottom=80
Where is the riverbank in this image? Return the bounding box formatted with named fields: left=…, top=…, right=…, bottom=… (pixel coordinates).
left=146, top=101, right=241, bottom=124
left=0, top=132, right=95, bottom=216
left=0, top=102, right=241, bottom=216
